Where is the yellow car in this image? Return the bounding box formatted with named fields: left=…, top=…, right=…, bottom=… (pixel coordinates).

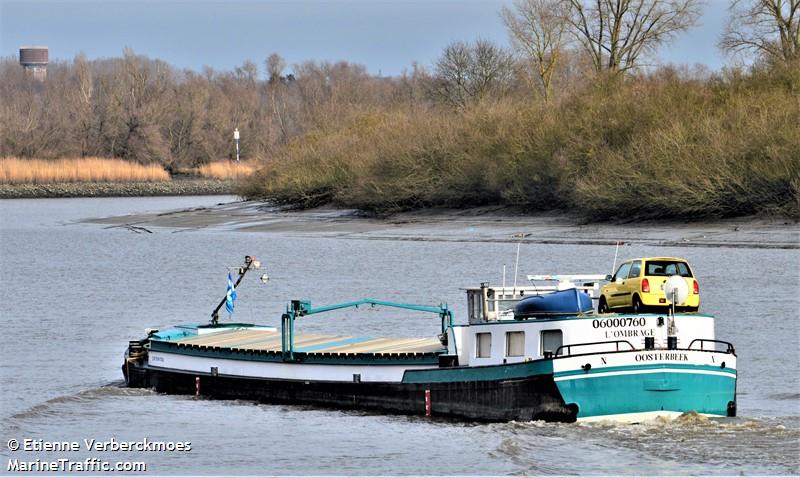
left=598, top=257, right=700, bottom=313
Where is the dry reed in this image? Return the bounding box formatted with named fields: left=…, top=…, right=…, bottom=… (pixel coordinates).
left=196, top=161, right=255, bottom=179
left=0, top=157, right=169, bottom=184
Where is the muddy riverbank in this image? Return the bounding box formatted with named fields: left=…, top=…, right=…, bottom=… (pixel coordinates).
left=85, top=200, right=799, bottom=250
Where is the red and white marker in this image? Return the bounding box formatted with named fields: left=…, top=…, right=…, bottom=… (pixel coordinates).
left=425, top=389, right=431, bottom=417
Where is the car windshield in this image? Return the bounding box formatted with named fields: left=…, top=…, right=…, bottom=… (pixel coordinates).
left=645, top=261, right=692, bottom=277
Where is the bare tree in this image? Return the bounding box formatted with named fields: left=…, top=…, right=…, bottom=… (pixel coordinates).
left=293, top=60, right=372, bottom=125
left=431, top=41, right=471, bottom=108
left=565, top=0, right=702, bottom=73
left=472, top=39, right=516, bottom=99
left=501, top=0, right=568, bottom=100
left=429, top=39, right=515, bottom=108
left=720, top=0, right=799, bottom=64
left=266, top=53, right=287, bottom=83
left=398, top=62, right=430, bottom=108
left=111, top=49, right=171, bottom=163
left=74, top=52, right=93, bottom=104
left=264, top=53, right=291, bottom=142
left=234, top=60, right=259, bottom=86
left=70, top=53, right=95, bottom=156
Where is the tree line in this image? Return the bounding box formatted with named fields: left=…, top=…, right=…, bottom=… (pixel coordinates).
left=0, top=50, right=400, bottom=169
left=1, top=0, right=797, bottom=218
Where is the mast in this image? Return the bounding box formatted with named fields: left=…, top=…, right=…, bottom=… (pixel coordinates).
left=210, top=255, right=261, bottom=325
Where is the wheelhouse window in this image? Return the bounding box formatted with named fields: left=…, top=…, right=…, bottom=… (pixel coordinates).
left=506, top=331, right=525, bottom=357
left=468, top=292, right=477, bottom=321
left=541, top=330, right=563, bottom=356
left=468, top=290, right=484, bottom=323
left=476, top=332, right=492, bottom=358
left=645, top=260, right=692, bottom=277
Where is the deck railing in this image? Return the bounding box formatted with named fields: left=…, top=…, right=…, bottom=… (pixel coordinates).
left=687, top=339, right=736, bottom=354
left=551, top=338, right=736, bottom=359
left=554, top=340, right=635, bottom=357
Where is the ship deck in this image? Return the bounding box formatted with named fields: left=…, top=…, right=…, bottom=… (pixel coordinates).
left=172, top=328, right=445, bottom=355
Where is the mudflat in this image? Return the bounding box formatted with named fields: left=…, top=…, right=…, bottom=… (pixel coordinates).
left=84, top=200, right=799, bottom=250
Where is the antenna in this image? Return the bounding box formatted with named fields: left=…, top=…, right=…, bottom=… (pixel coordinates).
left=611, top=240, right=622, bottom=276
left=513, top=242, right=521, bottom=297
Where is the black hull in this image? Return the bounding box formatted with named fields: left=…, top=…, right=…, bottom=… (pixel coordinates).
left=124, top=363, right=576, bottom=422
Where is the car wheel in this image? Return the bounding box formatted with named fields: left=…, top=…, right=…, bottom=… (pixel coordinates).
left=632, top=295, right=644, bottom=314
left=598, top=297, right=609, bottom=314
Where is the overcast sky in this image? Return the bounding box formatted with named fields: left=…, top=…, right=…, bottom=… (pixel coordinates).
left=1, top=0, right=731, bottom=77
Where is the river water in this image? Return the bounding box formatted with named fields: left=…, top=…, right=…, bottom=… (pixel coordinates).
left=1, top=196, right=798, bottom=475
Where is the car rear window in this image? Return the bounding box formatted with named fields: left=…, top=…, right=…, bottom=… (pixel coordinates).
left=645, top=261, right=693, bottom=277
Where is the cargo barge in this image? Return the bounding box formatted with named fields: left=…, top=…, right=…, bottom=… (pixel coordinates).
left=123, top=256, right=737, bottom=422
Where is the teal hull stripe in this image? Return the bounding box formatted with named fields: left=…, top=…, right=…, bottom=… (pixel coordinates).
left=556, top=369, right=736, bottom=383
left=554, top=363, right=736, bottom=379
left=151, top=329, right=195, bottom=341
left=403, top=360, right=553, bottom=384
left=556, top=370, right=736, bottom=418
left=294, top=336, right=375, bottom=353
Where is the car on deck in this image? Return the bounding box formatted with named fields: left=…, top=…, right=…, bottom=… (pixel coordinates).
left=598, top=257, right=700, bottom=313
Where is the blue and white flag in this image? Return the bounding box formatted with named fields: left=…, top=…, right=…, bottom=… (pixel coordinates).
left=225, top=272, right=237, bottom=316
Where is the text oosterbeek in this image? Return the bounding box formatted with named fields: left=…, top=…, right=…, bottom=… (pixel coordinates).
left=22, top=438, right=191, bottom=452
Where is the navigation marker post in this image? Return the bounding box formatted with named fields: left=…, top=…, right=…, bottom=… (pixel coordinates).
left=233, top=128, right=240, bottom=162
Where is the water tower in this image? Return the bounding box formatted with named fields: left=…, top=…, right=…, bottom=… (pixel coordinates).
left=19, top=46, right=49, bottom=81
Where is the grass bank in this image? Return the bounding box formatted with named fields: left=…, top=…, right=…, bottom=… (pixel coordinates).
left=240, top=71, right=800, bottom=221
